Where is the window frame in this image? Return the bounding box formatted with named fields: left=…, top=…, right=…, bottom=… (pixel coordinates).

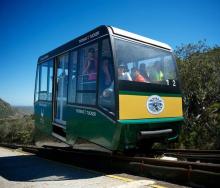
left=67, top=40, right=99, bottom=106
left=114, top=37, right=178, bottom=83
left=113, top=36, right=181, bottom=95
left=34, top=64, right=39, bottom=103
left=67, top=50, right=78, bottom=104
left=35, top=60, right=54, bottom=103
left=66, top=36, right=117, bottom=117
left=97, top=37, right=116, bottom=116
left=45, top=35, right=117, bottom=119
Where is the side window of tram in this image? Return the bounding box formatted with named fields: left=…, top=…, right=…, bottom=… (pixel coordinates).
left=37, top=61, right=53, bottom=101
left=68, top=51, right=77, bottom=103
left=98, top=38, right=115, bottom=115
left=76, top=43, right=98, bottom=105
left=57, top=54, right=69, bottom=100
left=35, top=66, right=40, bottom=102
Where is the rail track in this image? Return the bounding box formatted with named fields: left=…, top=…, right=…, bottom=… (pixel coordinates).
left=1, top=143, right=220, bottom=187
left=150, top=148, right=220, bottom=164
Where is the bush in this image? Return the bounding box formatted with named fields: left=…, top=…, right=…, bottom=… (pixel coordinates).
left=173, top=41, right=220, bottom=149
left=0, top=115, right=35, bottom=144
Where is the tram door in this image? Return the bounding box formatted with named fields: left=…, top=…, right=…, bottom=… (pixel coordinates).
left=54, top=54, right=68, bottom=129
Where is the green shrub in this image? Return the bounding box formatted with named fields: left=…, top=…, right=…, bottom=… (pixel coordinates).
left=0, top=115, right=35, bottom=144
left=173, top=41, right=220, bottom=149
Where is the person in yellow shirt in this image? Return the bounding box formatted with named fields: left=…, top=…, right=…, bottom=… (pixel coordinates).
left=150, top=61, right=164, bottom=82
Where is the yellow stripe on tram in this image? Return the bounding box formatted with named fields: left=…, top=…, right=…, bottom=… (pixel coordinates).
left=119, top=95, right=183, bottom=120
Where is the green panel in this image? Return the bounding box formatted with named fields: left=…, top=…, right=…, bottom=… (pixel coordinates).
left=65, top=105, right=122, bottom=150
left=118, top=120, right=183, bottom=149
left=34, top=101, right=183, bottom=151
left=119, top=90, right=182, bottom=97
left=34, top=101, right=53, bottom=134
left=118, top=116, right=184, bottom=124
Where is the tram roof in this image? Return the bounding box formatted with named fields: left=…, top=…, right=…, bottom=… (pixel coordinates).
left=38, top=25, right=172, bottom=63
left=110, top=26, right=171, bottom=51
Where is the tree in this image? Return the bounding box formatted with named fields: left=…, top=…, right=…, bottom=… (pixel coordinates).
left=174, top=41, right=220, bottom=149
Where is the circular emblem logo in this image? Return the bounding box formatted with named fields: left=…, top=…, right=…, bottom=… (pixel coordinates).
left=146, top=95, right=165, bottom=115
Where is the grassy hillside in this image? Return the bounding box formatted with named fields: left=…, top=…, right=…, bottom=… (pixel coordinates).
left=0, top=98, right=16, bottom=119
left=0, top=116, right=34, bottom=144
left=0, top=98, right=34, bottom=144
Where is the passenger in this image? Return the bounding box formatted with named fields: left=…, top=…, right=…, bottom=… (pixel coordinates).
left=131, top=67, right=146, bottom=82
left=139, top=63, right=150, bottom=83
left=99, top=57, right=113, bottom=93
left=83, top=48, right=97, bottom=80
left=150, top=61, right=164, bottom=82
left=98, top=57, right=115, bottom=113
left=164, top=59, right=176, bottom=80
left=118, top=64, right=132, bottom=81
left=102, top=57, right=112, bottom=86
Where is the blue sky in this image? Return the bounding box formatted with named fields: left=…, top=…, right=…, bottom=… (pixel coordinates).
left=0, top=0, right=220, bottom=106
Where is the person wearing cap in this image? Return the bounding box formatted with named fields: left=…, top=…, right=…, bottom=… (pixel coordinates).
left=118, top=64, right=132, bottom=81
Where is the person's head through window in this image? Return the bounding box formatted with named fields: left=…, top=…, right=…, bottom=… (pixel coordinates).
left=118, top=64, right=132, bottom=81
left=131, top=67, right=146, bottom=82
left=84, top=47, right=97, bottom=80
left=88, top=48, right=97, bottom=71
left=101, top=57, right=112, bottom=86
left=88, top=48, right=95, bottom=61
left=151, top=61, right=164, bottom=82
left=139, top=63, right=150, bottom=83
left=118, top=65, right=124, bottom=78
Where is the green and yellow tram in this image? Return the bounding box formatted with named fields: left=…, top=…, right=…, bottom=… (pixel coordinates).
left=34, top=25, right=183, bottom=152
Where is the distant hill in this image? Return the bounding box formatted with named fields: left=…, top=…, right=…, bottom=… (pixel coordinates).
left=14, top=106, right=34, bottom=115
left=0, top=98, right=16, bottom=119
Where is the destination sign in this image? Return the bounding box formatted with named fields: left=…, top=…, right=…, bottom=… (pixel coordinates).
left=78, top=31, right=100, bottom=44
left=75, top=108, right=97, bottom=117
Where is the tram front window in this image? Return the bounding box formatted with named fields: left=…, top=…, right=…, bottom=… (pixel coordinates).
left=114, top=38, right=178, bottom=86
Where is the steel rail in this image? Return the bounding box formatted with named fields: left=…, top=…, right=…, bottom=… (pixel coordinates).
left=151, top=148, right=220, bottom=163
left=152, top=148, right=220, bottom=154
